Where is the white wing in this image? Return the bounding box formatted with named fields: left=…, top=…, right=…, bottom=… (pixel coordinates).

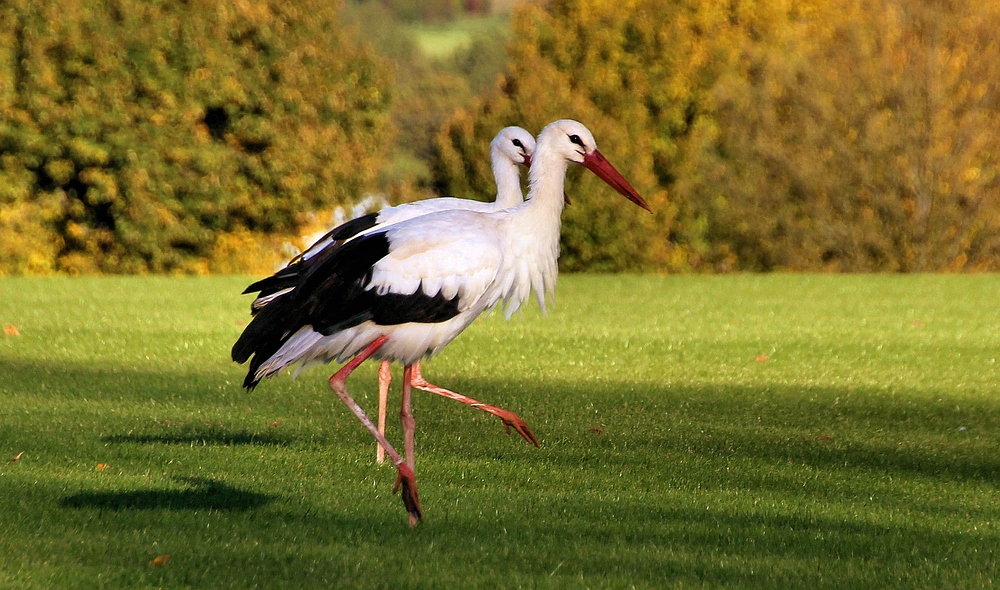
left=368, top=210, right=506, bottom=313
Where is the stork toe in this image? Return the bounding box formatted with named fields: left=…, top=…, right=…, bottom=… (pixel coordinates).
left=490, top=408, right=541, bottom=447
left=393, top=463, right=423, bottom=526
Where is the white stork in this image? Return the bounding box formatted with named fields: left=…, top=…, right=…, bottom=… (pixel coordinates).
left=232, top=120, right=650, bottom=525
left=369, top=126, right=540, bottom=462
left=245, top=127, right=540, bottom=461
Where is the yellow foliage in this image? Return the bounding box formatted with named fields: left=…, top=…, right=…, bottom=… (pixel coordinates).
left=209, top=230, right=284, bottom=275
left=0, top=203, right=62, bottom=275
left=436, top=0, right=1000, bottom=272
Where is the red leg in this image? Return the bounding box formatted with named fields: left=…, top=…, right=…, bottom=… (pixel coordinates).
left=328, top=337, right=422, bottom=526
left=401, top=365, right=416, bottom=470
left=376, top=361, right=391, bottom=464
left=410, top=362, right=540, bottom=447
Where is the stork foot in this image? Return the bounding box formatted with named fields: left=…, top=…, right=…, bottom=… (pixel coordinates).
left=408, top=366, right=540, bottom=447
left=392, top=463, right=423, bottom=526
left=485, top=407, right=541, bottom=448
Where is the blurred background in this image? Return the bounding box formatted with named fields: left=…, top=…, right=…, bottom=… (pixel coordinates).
left=1, top=0, right=998, bottom=275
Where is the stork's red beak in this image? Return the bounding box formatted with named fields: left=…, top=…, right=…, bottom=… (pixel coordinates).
left=582, top=149, right=651, bottom=212
left=523, top=154, right=532, bottom=168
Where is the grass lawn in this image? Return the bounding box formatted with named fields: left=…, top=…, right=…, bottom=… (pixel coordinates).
left=0, top=274, right=998, bottom=588
left=408, top=15, right=509, bottom=58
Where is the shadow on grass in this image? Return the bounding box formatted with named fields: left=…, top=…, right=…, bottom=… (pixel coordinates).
left=417, top=375, right=1000, bottom=486
left=0, top=358, right=296, bottom=446
left=7, top=361, right=1000, bottom=586
left=124, top=483, right=991, bottom=589
left=102, top=429, right=291, bottom=447
left=60, top=477, right=274, bottom=511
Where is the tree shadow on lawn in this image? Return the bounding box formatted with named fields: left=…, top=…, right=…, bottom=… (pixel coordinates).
left=102, top=429, right=291, bottom=447
left=0, top=357, right=245, bottom=404
left=9, top=355, right=1000, bottom=483
left=7, top=356, right=1000, bottom=488
left=115, top=486, right=992, bottom=589
left=410, top=496, right=982, bottom=587
left=2, top=358, right=294, bottom=446
left=60, top=477, right=275, bottom=511
left=10, top=361, right=1000, bottom=586
left=424, top=375, right=1000, bottom=487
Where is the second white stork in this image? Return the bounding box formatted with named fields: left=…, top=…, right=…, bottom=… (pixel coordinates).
left=232, top=119, right=650, bottom=525
left=368, top=127, right=540, bottom=461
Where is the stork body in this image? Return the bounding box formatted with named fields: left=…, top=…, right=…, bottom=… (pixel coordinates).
left=246, top=128, right=539, bottom=461
left=254, top=126, right=535, bottom=305
left=232, top=120, right=650, bottom=525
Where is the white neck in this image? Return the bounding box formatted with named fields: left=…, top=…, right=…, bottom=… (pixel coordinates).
left=519, top=141, right=569, bottom=220
left=493, top=134, right=571, bottom=315
left=491, top=154, right=523, bottom=208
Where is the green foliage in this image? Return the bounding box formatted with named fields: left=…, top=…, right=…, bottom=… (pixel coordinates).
left=435, top=0, right=696, bottom=271
left=8, top=0, right=998, bottom=275
left=374, top=0, right=465, bottom=23
left=450, top=24, right=511, bottom=93
left=436, top=0, right=1000, bottom=272
left=0, top=0, right=392, bottom=274
left=343, top=4, right=508, bottom=198
left=343, top=3, right=461, bottom=193
left=3, top=275, right=1000, bottom=587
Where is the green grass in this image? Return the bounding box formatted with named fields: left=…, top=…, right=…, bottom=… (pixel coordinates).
left=1, top=274, right=998, bottom=588
left=407, top=15, right=509, bottom=58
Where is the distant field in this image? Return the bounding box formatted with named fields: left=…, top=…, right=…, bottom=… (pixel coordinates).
left=1, top=274, right=998, bottom=589
left=408, top=15, right=509, bottom=58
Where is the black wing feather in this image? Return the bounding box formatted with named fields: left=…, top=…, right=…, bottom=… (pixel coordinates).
left=244, top=212, right=380, bottom=302
left=232, top=230, right=462, bottom=390
left=232, top=232, right=390, bottom=387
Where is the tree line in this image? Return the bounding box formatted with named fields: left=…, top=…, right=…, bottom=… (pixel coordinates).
left=2, top=0, right=998, bottom=274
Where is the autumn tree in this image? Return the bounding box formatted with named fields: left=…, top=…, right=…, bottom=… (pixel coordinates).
left=682, top=0, right=1000, bottom=271
left=436, top=0, right=1000, bottom=272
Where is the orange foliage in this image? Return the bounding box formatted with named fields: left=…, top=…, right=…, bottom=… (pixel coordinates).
left=436, top=0, right=1000, bottom=271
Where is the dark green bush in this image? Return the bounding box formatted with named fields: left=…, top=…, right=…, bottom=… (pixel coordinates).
left=0, top=0, right=392, bottom=274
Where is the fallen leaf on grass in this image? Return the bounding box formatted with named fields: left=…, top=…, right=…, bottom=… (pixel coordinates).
left=755, top=355, right=770, bottom=363
left=149, top=555, right=170, bottom=568
left=268, top=419, right=282, bottom=428
left=7, top=451, right=24, bottom=464
left=910, top=320, right=925, bottom=328
left=3, top=325, right=20, bottom=336
left=816, top=435, right=834, bottom=443
left=95, top=463, right=109, bottom=471
left=587, top=427, right=605, bottom=435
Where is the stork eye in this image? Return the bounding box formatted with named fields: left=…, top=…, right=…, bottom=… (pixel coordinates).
left=512, top=139, right=523, bottom=148
left=568, top=134, right=584, bottom=147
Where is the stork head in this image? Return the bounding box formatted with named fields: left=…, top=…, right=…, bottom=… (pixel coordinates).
left=537, top=119, right=650, bottom=212
left=491, top=126, right=536, bottom=168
